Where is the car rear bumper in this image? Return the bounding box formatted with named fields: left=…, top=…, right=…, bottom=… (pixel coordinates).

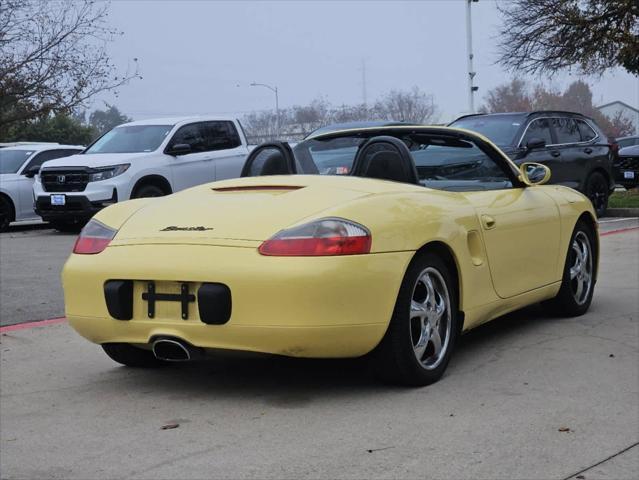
left=62, top=244, right=413, bottom=358
left=613, top=157, right=639, bottom=189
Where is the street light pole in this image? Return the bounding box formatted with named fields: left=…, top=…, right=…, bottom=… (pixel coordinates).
left=250, top=82, right=279, bottom=137
left=465, top=0, right=478, bottom=114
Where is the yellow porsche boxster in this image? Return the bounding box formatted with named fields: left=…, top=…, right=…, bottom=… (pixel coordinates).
left=62, top=125, right=598, bottom=386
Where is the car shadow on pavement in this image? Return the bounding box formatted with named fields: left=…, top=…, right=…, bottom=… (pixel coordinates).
left=101, top=304, right=558, bottom=398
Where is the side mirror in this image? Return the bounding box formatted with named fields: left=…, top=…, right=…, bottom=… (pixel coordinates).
left=23, top=166, right=40, bottom=178
left=525, top=137, right=546, bottom=150
left=167, top=143, right=192, bottom=156
left=519, top=162, right=551, bottom=186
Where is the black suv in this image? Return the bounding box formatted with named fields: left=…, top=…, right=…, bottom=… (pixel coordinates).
left=450, top=111, right=615, bottom=216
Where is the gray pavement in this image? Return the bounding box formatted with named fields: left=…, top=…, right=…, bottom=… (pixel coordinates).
left=0, top=227, right=637, bottom=479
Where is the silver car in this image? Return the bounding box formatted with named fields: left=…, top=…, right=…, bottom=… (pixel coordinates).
left=0, top=144, right=84, bottom=230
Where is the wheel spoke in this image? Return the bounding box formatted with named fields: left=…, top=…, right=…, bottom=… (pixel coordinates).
left=423, top=274, right=436, bottom=306
left=413, top=324, right=430, bottom=361
left=575, top=277, right=584, bottom=301
left=570, top=265, right=579, bottom=280
left=430, top=328, right=442, bottom=357
left=411, top=300, right=427, bottom=319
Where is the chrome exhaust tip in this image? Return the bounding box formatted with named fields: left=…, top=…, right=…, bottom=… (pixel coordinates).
left=152, top=338, right=191, bottom=362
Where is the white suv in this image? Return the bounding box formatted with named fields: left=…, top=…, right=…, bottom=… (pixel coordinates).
left=34, top=117, right=251, bottom=230
left=0, top=143, right=84, bottom=230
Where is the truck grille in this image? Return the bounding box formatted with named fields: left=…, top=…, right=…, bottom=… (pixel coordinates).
left=616, top=156, right=639, bottom=170
left=41, top=169, right=89, bottom=192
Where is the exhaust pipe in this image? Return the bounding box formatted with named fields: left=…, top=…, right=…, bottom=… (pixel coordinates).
left=152, top=338, right=192, bottom=362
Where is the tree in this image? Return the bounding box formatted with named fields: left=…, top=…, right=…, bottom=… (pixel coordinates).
left=7, top=114, right=97, bottom=145
left=481, top=78, right=533, bottom=113
left=482, top=79, right=635, bottom=138
left=89, top=105, right=131, bottom=134
left=0, top=0, right=139, bottom=138
left=497, top=0, right=639, bottom=76
left=374, top=87, right=438, bottom=124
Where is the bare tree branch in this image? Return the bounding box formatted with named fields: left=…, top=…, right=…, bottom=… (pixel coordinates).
left=497, top=0, right=639, bottom=76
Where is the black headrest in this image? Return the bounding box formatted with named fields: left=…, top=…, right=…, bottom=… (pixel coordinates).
left=351, top=136, right=419, bottom=184
left=240, top=142, right=296, bottom=177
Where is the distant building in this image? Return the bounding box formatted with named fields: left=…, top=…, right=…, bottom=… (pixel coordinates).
left=597, top=101, right=639, bottom=135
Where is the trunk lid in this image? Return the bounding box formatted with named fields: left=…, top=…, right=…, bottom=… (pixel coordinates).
left=112, top=175, right=414, bottom=245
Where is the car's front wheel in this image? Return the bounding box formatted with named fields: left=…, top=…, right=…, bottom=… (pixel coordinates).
left=544, top=220, right=596, bottom=317
left=372, top=252, right=460, bottom=386
left=584, top=172, right=609, bottom=217
left=102, top=343, right=166, bottom=367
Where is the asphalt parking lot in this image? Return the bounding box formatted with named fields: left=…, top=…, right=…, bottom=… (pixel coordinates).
left=0, top=219, right=638, bottom=479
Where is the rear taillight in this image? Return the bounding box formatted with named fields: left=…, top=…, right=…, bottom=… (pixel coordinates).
left=73, top=219, right=117, bottom=254
left=258, top=218, right=372, bottom=256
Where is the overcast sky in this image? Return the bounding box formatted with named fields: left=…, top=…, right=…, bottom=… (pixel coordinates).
left=96, top=0, right=639, bottom=122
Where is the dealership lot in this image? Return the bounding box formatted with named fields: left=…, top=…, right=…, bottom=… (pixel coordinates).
left=0, top=220, right=637, bottom=479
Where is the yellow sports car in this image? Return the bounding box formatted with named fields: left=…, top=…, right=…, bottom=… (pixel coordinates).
left=62, top=125, right=598, bottom=386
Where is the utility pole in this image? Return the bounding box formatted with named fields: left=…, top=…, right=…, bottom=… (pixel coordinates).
left=250, top=82, right=279, bottom=137
left=361, top=58, right=368, bottom=108
left=466, top=0, right=479, bottom=113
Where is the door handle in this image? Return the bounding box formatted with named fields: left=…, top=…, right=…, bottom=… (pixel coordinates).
left=481, top=214, right=496, bottom=230
left=584, top=147, right=593, bottom=154
left=550, top=150, right=561, bottom=157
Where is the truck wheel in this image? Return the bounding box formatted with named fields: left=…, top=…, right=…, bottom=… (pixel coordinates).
left=102, top=343, right=165, bottom=367
left=584, top=172, right=609, bottom=217
left=0, top=196, right=13, bottom=232
left=132, top=184, right=165, bottom=198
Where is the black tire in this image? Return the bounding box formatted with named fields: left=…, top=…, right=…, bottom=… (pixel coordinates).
left=584, top=172, right=609, bottom=217
left=132, top=184, right=165, bottom=199
left=50, top=220, right=83, bottom=233
left=102, top=343, right=165, bottom=368
left=543, top=220, right=596, bottom=317
left=371, top=252, right=460, bottom=386
left=0, top=195, right=14, bottom=232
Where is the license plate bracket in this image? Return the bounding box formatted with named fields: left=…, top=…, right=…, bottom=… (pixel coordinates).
left=50, top=194, right=66, bottom=206
left=141, top=282, right=195, bottom=320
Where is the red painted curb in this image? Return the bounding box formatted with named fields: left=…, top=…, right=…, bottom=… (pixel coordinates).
left=0, top=317, right=66, bottom=333
left=600, top=226, right=639, bottom=237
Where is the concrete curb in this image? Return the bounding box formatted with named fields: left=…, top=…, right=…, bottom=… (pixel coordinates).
left=606, top=208, right=639, bottom=217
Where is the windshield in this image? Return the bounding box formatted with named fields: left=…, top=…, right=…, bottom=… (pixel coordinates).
left=0, top=149, right=34, bottom=174
left=450, top=115, right=525, bottom=146
left=85, top=125, right=173, bottom=154
left=292, top=132, right=513, bottom=191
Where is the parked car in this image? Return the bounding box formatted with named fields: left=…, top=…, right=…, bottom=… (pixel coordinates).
left=33, top=116, right=251, bottom=231
left=614, top=145, right=639, bottom=189
left=63, top=125, right=597, bottom=386
left=450, top=111, right=615, bottom=216
left=616, top=135, right=639, bottom=149
left=0, top=143, right=84, bottom=230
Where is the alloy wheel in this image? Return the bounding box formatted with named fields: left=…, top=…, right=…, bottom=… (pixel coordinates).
left=569, top=231, right=593, bottom=305
left=409, top=267, right=452, bottom=370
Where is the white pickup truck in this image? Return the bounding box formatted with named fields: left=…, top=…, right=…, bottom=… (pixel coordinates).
left=34, top=116, right=251, bottom=230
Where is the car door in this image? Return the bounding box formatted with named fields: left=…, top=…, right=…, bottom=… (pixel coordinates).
left=165, top=122, right=217, bottom=191
left=453, top=140, right=561, bottom=298
left=205, top=121, right=250, bottom=180
left=518, top=117, right=561, bottom=175
left=546, top=117, right=584, bottom=190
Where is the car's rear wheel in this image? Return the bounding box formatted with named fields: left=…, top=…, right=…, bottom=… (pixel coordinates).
left=372, top=252, right=459, bottom=386
left=0, top=196, right=14, bottom=232
left=584, top=172, right=609, bottom=217
left=132, top=184, right=165, bottom=199
left=102, top=343, right=166, bottom=367
left=544, top=220, right=596, bottom=317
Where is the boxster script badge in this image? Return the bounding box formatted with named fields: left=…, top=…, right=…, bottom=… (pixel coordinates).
left=160, top=226, right=214, bottom=231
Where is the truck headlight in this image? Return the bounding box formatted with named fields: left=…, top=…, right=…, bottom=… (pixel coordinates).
left=89, top=164, right=130, bottom=182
